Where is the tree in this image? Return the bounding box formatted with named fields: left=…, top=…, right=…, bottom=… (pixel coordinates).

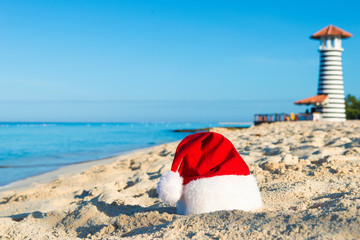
left=345, top=94, right=360, bottom=119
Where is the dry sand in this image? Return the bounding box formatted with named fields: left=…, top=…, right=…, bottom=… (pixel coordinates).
left=0, top=121, right=360, bottom=239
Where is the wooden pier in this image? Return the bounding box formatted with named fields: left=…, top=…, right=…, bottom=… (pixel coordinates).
left=254, top=113, right=313, bottom=125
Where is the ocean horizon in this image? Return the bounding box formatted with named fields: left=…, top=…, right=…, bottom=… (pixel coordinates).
left=0, top=122, right=251, bottom=187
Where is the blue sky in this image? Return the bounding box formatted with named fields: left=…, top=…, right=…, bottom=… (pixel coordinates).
left=0, top=0, right=359, bottom=122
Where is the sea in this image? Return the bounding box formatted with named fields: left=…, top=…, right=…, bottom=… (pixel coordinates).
left=0, top=122, right=239, bottom=187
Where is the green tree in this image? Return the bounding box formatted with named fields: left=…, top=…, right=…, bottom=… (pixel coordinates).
left=345, top=94, right=360, bottom=119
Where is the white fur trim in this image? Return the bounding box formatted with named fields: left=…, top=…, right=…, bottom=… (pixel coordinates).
left=176, top=175, right=263, bottom=215
left=156, top=171, right=183, bottom=205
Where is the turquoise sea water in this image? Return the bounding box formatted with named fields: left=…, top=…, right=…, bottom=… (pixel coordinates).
left=0, top=122, right=224, bottom=187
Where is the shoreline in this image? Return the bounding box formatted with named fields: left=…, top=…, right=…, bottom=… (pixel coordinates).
left=1, top=125, right=248, bottom=192
left=0, top=122, right=224, bottom=190
left=0, top=144, right=176, bottom=193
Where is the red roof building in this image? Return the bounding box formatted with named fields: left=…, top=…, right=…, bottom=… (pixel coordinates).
left=294, top=95, right=329, bottom=106
left=311, top=25, right=353, bottom=39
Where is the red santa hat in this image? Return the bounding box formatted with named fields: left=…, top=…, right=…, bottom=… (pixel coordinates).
left=157, top=132, right=263, bottom=215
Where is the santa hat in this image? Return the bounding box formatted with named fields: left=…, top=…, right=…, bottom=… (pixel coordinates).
left=157, top=132, right=263, bottom=215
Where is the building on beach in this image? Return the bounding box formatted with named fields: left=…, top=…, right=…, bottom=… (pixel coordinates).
left=254, top=25, right=352, bottom=125
left=294, top=25, right=352, bottom=121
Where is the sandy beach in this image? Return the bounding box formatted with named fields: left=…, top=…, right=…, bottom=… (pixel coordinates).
left=0, top=121, right=360, bottom=239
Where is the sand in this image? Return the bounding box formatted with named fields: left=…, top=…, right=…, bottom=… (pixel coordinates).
left=0, top=121, right=360, bottom=239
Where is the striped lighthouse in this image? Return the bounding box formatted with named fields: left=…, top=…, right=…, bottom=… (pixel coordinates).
left=311, top=25, right=353, bottom=121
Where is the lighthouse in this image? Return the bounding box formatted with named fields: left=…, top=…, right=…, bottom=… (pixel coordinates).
left=295, top=25, right=352, bottom=121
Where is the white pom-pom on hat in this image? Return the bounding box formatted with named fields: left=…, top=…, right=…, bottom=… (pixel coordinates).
left=156, top=171, right=183, bottom=205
